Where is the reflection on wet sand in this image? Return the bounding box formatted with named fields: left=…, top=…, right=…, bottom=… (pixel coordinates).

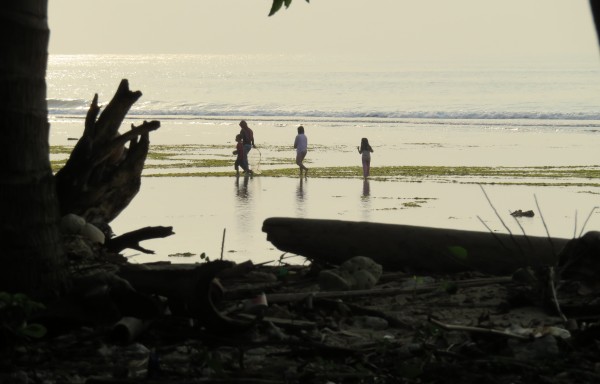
left=235, top=174, right=251, bottom=200
left=361, top=179, right=371, bottom=221
left=234, top=174, right=254, bottom=226
left=296, top=177, right=305, bottom=216
left=111, top=177, right=597, bottom=265
left=362, top=179, right=370, bottom=197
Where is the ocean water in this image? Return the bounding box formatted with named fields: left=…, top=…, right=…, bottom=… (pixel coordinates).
left=47, top=54, right=600, bottom=121
left=47, top=53, right=600, bottom=167
left=46, top=54, right=600, bottom=264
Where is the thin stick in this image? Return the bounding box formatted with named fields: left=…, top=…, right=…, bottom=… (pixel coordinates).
left=573, top=210, right=578, bottom=239
left=479, top=185, right=513, bottom=236
left=266, top=276, right=513, bottom=304
left=429, top=317, right=530, bottom=340
left=508, top=213, right=540, bottom=267
left=220, top=228, right=226, bottom=260
left=534, top=194, right=555, bottom=257
left=579, top=206, right=598, bottom=237
left=477, top=215, right=510, bottom=252
left=549, top=267, right=568, bottom=323
left=479, top=185, right=523, bottom=255
left=510, top=210, right=533, bottom=249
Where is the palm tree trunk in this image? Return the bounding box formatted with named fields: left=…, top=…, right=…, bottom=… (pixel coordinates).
left=0, top=1, right=68, bottom=297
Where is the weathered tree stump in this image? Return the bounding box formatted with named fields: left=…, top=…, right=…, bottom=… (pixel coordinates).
left=55, top=79, right=160, bottom=226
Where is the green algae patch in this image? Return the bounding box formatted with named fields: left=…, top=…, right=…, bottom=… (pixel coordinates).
left=145, top=158, right=232, bottom=169
left=142, top=165, right=600, bottom=187
left=50, top=145, right=74, bottom=155
left=51, top=160, right=67, bottom=173
left=50, top=143, right=600, bottom=187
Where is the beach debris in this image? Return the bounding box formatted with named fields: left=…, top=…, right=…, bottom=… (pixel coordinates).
left=559, top=231, right=600, bottom=291
left=553, top=231, right=600, bottom=318
left=431, top=317, right=570, bottom=341
left=61, top=214, right=108, bottom=262
left=110, top=316, right=152, bottom=345
left=168, top=252, right=195, bottom=258
left=510, top=209, right=535, bottom=217
left=116, top=260, right=262, bottom=333
left=8, top=256, right=600, bottom=383
left=60, top=213, right=105, bottom=244
left=60, top=213, right=86, bottom=234
left=80, top=222, right=106, bottom=244
left=318, top=256, right=382, bottom=291
left=106, top=226, right=174, bottom=254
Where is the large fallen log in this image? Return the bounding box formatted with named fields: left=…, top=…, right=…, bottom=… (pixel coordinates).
left=262, top=217, right=572, bottom=275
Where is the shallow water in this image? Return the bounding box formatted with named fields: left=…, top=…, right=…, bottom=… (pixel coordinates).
left=49, top=115, right=600, bottom=265
left=109, top=176, right=600, bottom=265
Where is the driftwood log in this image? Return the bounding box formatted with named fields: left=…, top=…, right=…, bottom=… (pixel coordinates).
left=55, top=79, right=160, bottom=225
left=262, top=217, right=572, bottom=275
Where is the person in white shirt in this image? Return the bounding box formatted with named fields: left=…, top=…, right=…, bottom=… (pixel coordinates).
left=293, top=125, right=309, bottom=177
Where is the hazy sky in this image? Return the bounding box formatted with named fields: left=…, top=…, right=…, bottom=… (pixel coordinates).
left=49, top=0, right=599, bottom=59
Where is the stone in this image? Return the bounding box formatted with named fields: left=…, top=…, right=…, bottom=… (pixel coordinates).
left=81, top=222, right=106, bottom=244
left=60, top=213, right=86, bottom=234
left=318, top=256, right=382, bottom=291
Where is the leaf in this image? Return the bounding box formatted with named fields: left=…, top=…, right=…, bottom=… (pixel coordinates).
left=19, top=323, right=47, bottom=339
left=0, top=292, right=10, bottom=305
left=269, top=0, right=285, bottom=16
left=284, top=0, right=292, bottom=7
left=448, top=245, right=468, bottom=260
left=13, top=293, right=28, bottom=304
left=441, top=281, right=458, bottom=294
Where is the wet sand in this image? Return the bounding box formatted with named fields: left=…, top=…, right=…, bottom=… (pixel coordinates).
left=50, top=117, right=600, bottom=264
left=110, top=176, right=599, bottom=265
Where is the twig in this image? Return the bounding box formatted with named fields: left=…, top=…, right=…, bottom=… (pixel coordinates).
left=479, top=184, right=513, bottom=236
left=579, top=206, right=598, bottom=237
left=477, top=215, right=511, bottom=252
left=220, top=228, right=226, bottom=260
left=266, top=276, right=513, bottom=304
left=507, top=210, right=542, bottom=267
left=509, top=210, right=533, bottom=250
left=534, top=194, right=556, bottom=258
left=254, top=253, right=303, bottom=266
left=549, top=267, right=568, bottom=323
left=479, top=185, right=524, bottom=256
left=573, top=210, right=578, bottom=239
left=429, top=317, right=530, bottom=340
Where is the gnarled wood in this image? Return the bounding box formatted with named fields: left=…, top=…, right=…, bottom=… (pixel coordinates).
left=55, top=79, right=160, bottom=225
left=107, top=226, right=175, bottom=254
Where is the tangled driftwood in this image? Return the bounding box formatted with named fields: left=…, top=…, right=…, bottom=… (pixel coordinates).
left=55, top=79, right=160, bottom=226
